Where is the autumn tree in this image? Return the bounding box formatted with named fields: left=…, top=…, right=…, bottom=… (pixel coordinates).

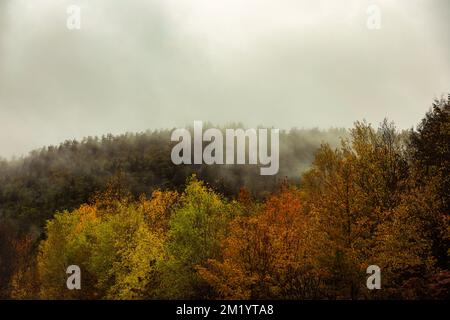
left=37, top=189, right=178, bottom=299
left=303, top=121, right=430, bottom=298
left=9, top=235, right=40, bottom=299
left=408, top=95, right=450, bottom=269
left=0, top=221, right=16, bottom=298
left=38, top=204, right=103, bottom=299
left=198, top=185, right=328, bottom=299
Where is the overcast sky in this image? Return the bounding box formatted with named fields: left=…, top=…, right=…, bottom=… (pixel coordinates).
left=0, top=0, right=449, bottom=158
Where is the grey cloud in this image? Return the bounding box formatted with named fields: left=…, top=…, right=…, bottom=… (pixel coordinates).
left=0, top=0, right=449, bottom=158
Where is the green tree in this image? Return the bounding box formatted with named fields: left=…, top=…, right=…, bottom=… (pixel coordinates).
left=161, top=176, right=236, bottom=299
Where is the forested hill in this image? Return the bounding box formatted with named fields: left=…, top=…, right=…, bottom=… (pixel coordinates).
left=0, top=127, right=346, bottom=232
left=0, top=97, right=449, bottom=299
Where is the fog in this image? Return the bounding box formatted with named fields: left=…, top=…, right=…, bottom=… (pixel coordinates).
left=0, top=0, right=449, bottom=158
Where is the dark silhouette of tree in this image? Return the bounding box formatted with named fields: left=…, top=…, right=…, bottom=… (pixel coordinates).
left=409, top=94, right=450, bottom=269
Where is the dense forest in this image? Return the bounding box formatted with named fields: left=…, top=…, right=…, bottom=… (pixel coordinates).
left=0, top=96, right=449, bottom=299
left=0, top=126, right=345, bottom=232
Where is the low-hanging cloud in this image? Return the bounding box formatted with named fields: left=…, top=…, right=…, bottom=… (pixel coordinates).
left=0, top=0, right=449, bottom=158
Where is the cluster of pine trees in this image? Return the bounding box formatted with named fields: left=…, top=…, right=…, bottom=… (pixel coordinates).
left=0, top=96, right=449, bottom=299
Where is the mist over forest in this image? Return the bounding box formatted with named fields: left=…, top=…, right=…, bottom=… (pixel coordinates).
left=0, top=126, right=347, bottom=233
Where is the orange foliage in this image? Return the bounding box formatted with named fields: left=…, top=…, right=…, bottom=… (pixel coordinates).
left=198, top=186, right=327, bottom=299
